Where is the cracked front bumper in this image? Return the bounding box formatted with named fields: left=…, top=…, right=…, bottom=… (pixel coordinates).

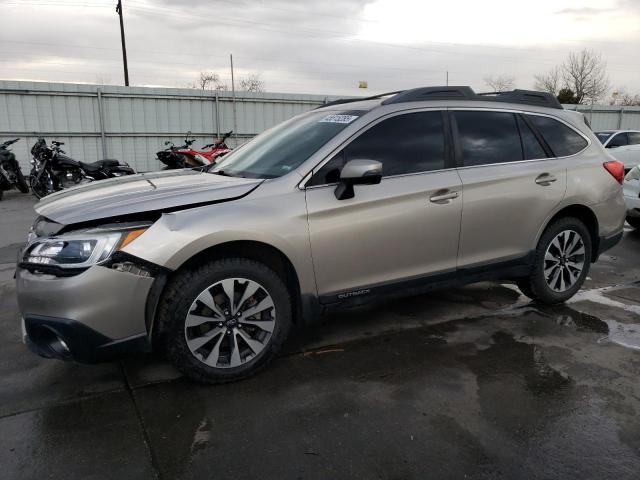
left=16, top=265, right=155, bottom=362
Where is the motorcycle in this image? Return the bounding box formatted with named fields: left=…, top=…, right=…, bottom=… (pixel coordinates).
left=0, top=138, right=30, bottom=201
left=156, top=130, right=233, bottom=170
left=29, top=138, right=136, bottom=199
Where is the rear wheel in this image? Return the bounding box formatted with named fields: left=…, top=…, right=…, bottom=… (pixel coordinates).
left=156, top=258, right=292, bottom=384
left=627, top=216, right=640, bottom=230
left=517, top=217, right=592, bottom=304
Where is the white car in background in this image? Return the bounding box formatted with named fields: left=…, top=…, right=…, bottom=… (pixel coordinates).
left=595, top=130, right=640, bottom=172
left=624, top=166, right=640, bottom=230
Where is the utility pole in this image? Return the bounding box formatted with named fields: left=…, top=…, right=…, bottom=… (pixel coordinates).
left=446, top=71, right=449, bottom=86
left=230, top=54, right=237, bottom=145
left=116, top=0, right=129, bottom=86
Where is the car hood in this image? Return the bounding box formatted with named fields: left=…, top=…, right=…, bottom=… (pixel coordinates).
left=36, top=169, right=263, bottom=224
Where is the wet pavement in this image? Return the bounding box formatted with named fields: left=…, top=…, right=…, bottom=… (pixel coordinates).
left=1, top=190, right=640, bottom=479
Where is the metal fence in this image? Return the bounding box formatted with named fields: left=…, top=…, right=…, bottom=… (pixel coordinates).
left=0, top=81, right=342, bottom=171
left=1, top=80, right=640, bottom=171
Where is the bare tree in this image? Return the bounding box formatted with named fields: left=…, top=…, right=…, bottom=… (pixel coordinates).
left=483, top=74, right=515, bottom=92
left=609, top=87, right=640, bottom=106
left=195, top=71, right=227, bottom=91
left=535, top=50, right=610, bottom=103
left=562, top=49, right=609, bottom=103
left=240, top=74, right=264, bottom=93
left=534, top=66, right=562, bottom=96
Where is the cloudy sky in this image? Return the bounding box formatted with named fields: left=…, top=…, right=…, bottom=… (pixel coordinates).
left=1, top=0, right=639, bottom=97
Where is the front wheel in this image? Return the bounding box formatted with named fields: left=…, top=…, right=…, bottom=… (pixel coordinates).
left=29, top=173, right=50, bottom=199
left=156, top=258, right=293, bottom=384
left=517, top=217, right=592, bottom=304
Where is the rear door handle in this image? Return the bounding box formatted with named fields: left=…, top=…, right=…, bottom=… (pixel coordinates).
left=535, top=174, right=557, bottom=185
left=429, top=190, right=459, bottom=203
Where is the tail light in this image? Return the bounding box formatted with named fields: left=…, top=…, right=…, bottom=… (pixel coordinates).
left=603, top=161, right=625, bottom=184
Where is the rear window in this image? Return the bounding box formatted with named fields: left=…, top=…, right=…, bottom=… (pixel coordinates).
left=527, top=115, right=588, bottom=157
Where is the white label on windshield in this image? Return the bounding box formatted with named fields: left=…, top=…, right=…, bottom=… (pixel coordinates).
left=319, top=114, right=359, bottom=124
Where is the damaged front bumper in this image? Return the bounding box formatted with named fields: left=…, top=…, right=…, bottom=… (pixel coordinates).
left=16, top=261, right=159, bottom=363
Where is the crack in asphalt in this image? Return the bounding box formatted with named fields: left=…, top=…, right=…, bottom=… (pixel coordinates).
left=120, top=362, right=163, bottom=480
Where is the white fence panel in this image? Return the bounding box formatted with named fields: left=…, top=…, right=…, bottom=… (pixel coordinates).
left=2, top=80, right=640, bottom=172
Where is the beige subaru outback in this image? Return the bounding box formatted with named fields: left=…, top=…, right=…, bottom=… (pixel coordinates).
left=16, top=86, right=626, bottom=383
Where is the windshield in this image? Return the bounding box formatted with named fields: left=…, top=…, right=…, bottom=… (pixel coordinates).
left=595, top=132, right=614, bottom=144
left=212, top=110, right=364, bottom=179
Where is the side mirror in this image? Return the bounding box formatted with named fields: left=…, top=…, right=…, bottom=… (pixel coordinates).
left=334, top=159, right=382, bottom=200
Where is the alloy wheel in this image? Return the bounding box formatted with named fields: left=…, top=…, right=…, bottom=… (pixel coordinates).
left=544, top=229, right=586, bottom=293
left=184, top=277, right=276, bottom=368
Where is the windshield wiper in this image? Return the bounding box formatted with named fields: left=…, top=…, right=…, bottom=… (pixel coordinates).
left=210, top=169, right=233, bottom=177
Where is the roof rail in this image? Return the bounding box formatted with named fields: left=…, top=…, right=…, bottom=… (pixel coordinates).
left=381, top=86, right=562, bottom=110
left=317, top=90, right=404, bottom=109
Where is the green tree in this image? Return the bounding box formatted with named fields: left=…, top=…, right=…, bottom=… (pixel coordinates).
left=557, top=88, right=578, bottom=104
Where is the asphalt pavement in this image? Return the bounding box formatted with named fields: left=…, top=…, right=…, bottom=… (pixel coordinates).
left=1, top=190, right=640, bottom=479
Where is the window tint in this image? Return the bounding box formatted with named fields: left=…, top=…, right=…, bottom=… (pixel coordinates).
left=309, top=111, right=445, bottom=185
left=517, top=115, right=547, bottom=160
left=454, top=111, right=522, bottom=166
left=627, top=132, right=640, bottom=145
left=527, top=115, right=588, bottom=157
left=607, top=132, right=629, bottom=148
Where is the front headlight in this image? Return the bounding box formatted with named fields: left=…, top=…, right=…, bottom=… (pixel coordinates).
left=23, top=227, right=148, bottom=269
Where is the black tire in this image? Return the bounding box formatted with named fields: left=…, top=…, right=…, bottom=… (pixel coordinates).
left=627, top=216, right=640, bottom=230
left=15, top=168, right=29, bottom=193
left=29, top=175, right=49, bottom=199
left=518, top=217, right=592, bottom=305
left=515, top=278, right=534, bottom=299
left=156, top=258, right=292, bottom=384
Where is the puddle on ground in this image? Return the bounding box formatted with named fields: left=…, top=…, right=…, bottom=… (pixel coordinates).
left=600, top=320, right=640, bottom=351
left=531, top=302, right=640, bottom=351
left=463, top=331, right=571, bottom=397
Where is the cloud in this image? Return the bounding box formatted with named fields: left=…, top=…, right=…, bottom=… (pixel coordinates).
left=556, top=7, right=615, bottom=15
left=0, top=0, right=639, bottom=96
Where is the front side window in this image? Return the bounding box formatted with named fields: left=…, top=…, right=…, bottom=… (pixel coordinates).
left=626, top=132, right=640, bottom=145
left=607, top=133, right=629, bottom=148
left=212, top=110, right=364, bottom=179
left=454, top=111, right=523, bottom=167
left=527, top=115, right=588, bottom=157
left=309, top=111, right=445, bottom=185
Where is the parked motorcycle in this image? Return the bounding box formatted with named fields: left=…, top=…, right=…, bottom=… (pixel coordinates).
left=156, top=130, right=233, bottom=170
left=0, top=138, right=29, bottom=201
left=29, top=138, right=136, bottom=199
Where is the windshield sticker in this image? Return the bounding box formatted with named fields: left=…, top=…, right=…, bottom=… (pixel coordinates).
left=319, top=114, right=359, bottom=124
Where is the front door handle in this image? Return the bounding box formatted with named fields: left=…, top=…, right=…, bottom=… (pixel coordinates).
left=429, top=190, right=459, bottom=203
left=535, top=174, right=557, bottom=186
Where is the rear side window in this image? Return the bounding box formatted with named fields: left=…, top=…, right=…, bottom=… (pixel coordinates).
left=629, top=132, right=640, bottom=145
left=607, top=132, right=629, bottom=148
left=517, top=115, right=547, bottom=160
left=310, top=111, right=445, bottom=185
left=454, top=111, right=523, bottom=166
left=526, top=115, right=588, bottom=157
